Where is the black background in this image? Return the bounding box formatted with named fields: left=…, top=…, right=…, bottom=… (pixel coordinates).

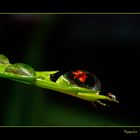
left=0, top=1, right=139, bottom=12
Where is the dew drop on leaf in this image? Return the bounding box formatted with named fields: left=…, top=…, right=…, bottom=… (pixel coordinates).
left=0, top=54, right=9, bottom=64
left=62, top=70, right=101, bottom=91
left=5, top=63, right=36, bottom=77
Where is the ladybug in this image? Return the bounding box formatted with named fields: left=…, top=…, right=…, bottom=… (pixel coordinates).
left=55, top=69, right=119, bottom=107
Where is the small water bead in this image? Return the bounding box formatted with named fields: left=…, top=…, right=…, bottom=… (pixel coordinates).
left=63, top=70, right=101, bottom=91
left=5, top=63, right=36, bottom=77
left=0, top=54, right=9, bottom=64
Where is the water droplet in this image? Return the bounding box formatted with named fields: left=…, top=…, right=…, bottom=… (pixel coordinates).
left=62, top=70, right=101, bottom=91
left=0, top=54, right=9, bottom=64
left=5, top=63, right=36, bottom=77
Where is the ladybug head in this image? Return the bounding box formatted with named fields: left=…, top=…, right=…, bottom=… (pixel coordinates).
left=107, top=92, right=119, bottom=103
left=107, top=92, right=116, bottom=100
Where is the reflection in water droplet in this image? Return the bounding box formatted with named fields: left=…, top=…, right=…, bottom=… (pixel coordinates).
left=5, top=63, right=36, bottom=77
left=63, top=70, right=101, bottom=91
left=0, top=54, right=9, bottom=64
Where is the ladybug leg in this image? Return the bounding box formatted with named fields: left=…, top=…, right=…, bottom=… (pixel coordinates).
left=97, top=100, right=110, bottom=107
left=92, top=102, right=97, bottom=108
left=97, top=100, right=106, bottom=106
left=92, top=101, right=110, bottom=108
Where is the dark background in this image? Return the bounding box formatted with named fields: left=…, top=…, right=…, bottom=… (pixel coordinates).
left=0, top=1, right=139, bottom=12
left=0, top=14, right=140, bottom=126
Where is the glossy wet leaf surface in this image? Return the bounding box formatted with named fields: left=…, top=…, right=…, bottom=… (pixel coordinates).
left=0, top=54, right=9, bottom=65
left=5, top=63, right=36, bottom=77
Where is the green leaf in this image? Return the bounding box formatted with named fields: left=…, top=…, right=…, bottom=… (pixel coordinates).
left=0, top=54, right=9, bottom=65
